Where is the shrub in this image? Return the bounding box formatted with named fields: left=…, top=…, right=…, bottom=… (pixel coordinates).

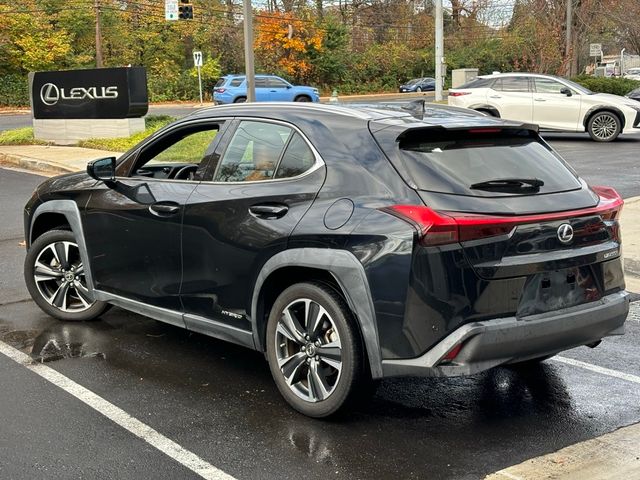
left=0, top=74, right=30, bottom=106
left=571, top=75, right=640, bottom=96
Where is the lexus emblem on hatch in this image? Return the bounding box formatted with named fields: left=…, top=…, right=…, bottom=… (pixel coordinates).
left=557, top=223, right=574, bottom=244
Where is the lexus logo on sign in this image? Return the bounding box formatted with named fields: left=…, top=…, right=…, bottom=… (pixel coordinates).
left=557, top=223, right=574, bottom=244
left=39, top=82, right=119, bottom=106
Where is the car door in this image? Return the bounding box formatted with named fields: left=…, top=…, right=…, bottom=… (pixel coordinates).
left=532, top=77, right=582, bottom=131
left=268, top=77, right=293, bottom=101
left=254, top=77, right=270, bottom=102
left=81, top=120, right=227, bottom=317
left=180, top=119, right=325, bottom=335
left=487, top=76, right=533, bottom=122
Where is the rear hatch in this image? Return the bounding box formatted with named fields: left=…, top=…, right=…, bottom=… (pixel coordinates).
left=373, top=124, right=624, bottom=315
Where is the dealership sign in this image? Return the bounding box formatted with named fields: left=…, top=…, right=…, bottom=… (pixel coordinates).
left=31, top=67, right=148, bottom=119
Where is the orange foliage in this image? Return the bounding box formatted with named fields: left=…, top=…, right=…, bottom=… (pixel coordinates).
left=254, top=11, right=323, bottom=80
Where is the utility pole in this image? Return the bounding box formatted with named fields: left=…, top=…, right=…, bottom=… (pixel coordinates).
left=435, top=0, right=443, bottom=101
left=565, top=0, right=572, bottom=76
left=242, top=0, right=255, bottom=102
left=95, top=0, right=103, bottom=68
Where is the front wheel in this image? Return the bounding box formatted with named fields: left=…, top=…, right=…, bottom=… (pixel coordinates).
left=266, top=282, right=364, bottom=417
left=24, top=229, right=109, bottom=321
left=294, top=95, right=311, bottom=102
left=587, top=111, right=621, bottom=142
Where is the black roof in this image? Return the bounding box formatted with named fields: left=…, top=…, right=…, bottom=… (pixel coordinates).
left=185, top=101, right=537, bottom=133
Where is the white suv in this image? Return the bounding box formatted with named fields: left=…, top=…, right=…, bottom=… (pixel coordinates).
left=448, top=73, right=640, bottom=142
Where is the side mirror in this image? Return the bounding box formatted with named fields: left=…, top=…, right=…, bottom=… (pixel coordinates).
left=286, top=85, right=292, bottom=89
left=87, top=157, right=116, bottom=183
left=560, top=87, right=572, bottom=97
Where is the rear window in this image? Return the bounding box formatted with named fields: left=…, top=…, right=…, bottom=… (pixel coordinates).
left=457, top=77, right=493, bottom=89
left=215, top=78, right=226, bottom=88
left=397, top=129, right=581, bottom=196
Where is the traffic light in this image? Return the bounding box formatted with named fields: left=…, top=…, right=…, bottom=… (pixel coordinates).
left=178, top=0, right=193, bottom=20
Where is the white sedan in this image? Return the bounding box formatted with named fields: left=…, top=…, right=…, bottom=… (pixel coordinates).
left=448, top=72, right=640, bottom=142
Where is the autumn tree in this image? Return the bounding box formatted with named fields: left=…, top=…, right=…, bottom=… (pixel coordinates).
left=254, top=11, right=323, bottom=81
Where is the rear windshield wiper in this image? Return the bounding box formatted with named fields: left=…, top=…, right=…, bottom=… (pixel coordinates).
left=470, top=178, right=544, bottom=192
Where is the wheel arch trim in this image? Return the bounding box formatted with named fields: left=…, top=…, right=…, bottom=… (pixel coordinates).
left=583, top=105, right=626, bottom=129
left=469, top=104, right=500, bottom=117
left=30, top=200, right=95, bottom=295
left=251, top=248, right=383, bottom=378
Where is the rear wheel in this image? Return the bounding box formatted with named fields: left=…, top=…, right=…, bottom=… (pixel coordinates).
left=24, top=229, right=108, bottom=321
left=234, top=96, right=247, bottom=103
left=587, top=111, right=621, bottom=142
left=266, top=282, right=364, bottom=417
left=416, top=87, right=422, bottom=92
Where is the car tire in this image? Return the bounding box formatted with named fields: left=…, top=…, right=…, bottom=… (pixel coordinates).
left=24, top=229, right=109, bottom=322
left=416, top=87, right=422, bottom=92
left=587, top=111, right=621, bottom=142
left=266, top=282, right=365, bottom=418
left=294, top=96, right=311, bottom=102
left=234, top=97, right=247, bottom=103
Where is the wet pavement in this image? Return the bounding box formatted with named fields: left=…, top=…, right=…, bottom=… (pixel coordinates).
left=1, top=158, right=640, bottom=479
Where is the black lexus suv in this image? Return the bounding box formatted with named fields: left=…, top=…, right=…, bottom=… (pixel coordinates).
left=23, top=102, right=630, bottom=417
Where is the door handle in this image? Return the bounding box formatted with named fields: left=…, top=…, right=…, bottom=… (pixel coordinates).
left=534, top=98, right=547, bottom=102
left=489, top=95, right=502, bottom=99
left=249, top=204, right=288, bottom=219
left=149, top=202, right=180, bottom=217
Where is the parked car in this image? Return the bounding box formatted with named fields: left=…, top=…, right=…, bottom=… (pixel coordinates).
left=623, top=67, right=640, bottom=81
left=24, top=102, right=629, bottom=417
left=399, top=77, right=436, bottom=93
left=448, top=72, right=640, bottom=141
left=627, top=87, right=640, bottom=102
left=213, top=75, right=319, bottom=104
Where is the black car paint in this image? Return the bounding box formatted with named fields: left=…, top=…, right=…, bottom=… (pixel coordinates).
left=24, top=103, right=627, bottom=371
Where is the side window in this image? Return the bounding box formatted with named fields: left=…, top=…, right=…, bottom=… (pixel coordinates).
left=535, top=78, right=567, bottom=94
left=275, top=133, right=316, bottom=179
left=230, top=77, right=244, bottom=87
left=494, top=77, right=530, bottom=92
left=131, top=124, right=219, bottom=179
left=254, top=77, right=268, bottom=88
left=269, top=77, right=289, bottom=88
left=214, top=121, right=292, bottom=182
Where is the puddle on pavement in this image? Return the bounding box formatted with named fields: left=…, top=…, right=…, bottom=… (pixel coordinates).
left=0, top=322, right=107, bottom=362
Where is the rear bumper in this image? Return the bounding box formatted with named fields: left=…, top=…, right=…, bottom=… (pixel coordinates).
left=381, top=290, right=630, bottom=377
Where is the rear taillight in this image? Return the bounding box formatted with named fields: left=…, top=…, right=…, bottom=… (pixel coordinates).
left=215, top=88, right=226, bottom=93
left=385, top=186, right=624, bottom=247
left=590, top=185, right=623, bottom=220
left=385, top=205, right=515, bottom=246
left=448, top=91, right=471, bottom=97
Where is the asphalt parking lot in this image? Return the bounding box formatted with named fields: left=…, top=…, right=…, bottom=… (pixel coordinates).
left=1, top=133, right=640, bottom=479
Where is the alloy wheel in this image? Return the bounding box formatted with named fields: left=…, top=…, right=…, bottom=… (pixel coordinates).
left=274, top=298, right=342, bottom=402
left=591, top=113, right=618, bottom=141
left=33, top=241, right=94, bottom=313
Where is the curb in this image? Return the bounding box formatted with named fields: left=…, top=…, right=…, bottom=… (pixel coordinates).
left=0, top=152, right=75, bottom=175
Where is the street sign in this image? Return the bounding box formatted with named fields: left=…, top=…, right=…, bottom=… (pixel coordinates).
left=590, top=43, right=602, bottom=57
left=193, top=51, right=203, bottom=67
left=165, top=0, right=178, bottom=20
left=193, top=51, right=203, bottom=105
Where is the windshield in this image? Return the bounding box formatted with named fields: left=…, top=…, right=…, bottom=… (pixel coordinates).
left=560, top=78, right=593, bottom=95
left=397, top=129, right=582, bottom=196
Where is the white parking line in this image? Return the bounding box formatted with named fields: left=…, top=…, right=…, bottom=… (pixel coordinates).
left=0, top=340, right=236, bottom=480
left=553, top=356, right=640, bottom=385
